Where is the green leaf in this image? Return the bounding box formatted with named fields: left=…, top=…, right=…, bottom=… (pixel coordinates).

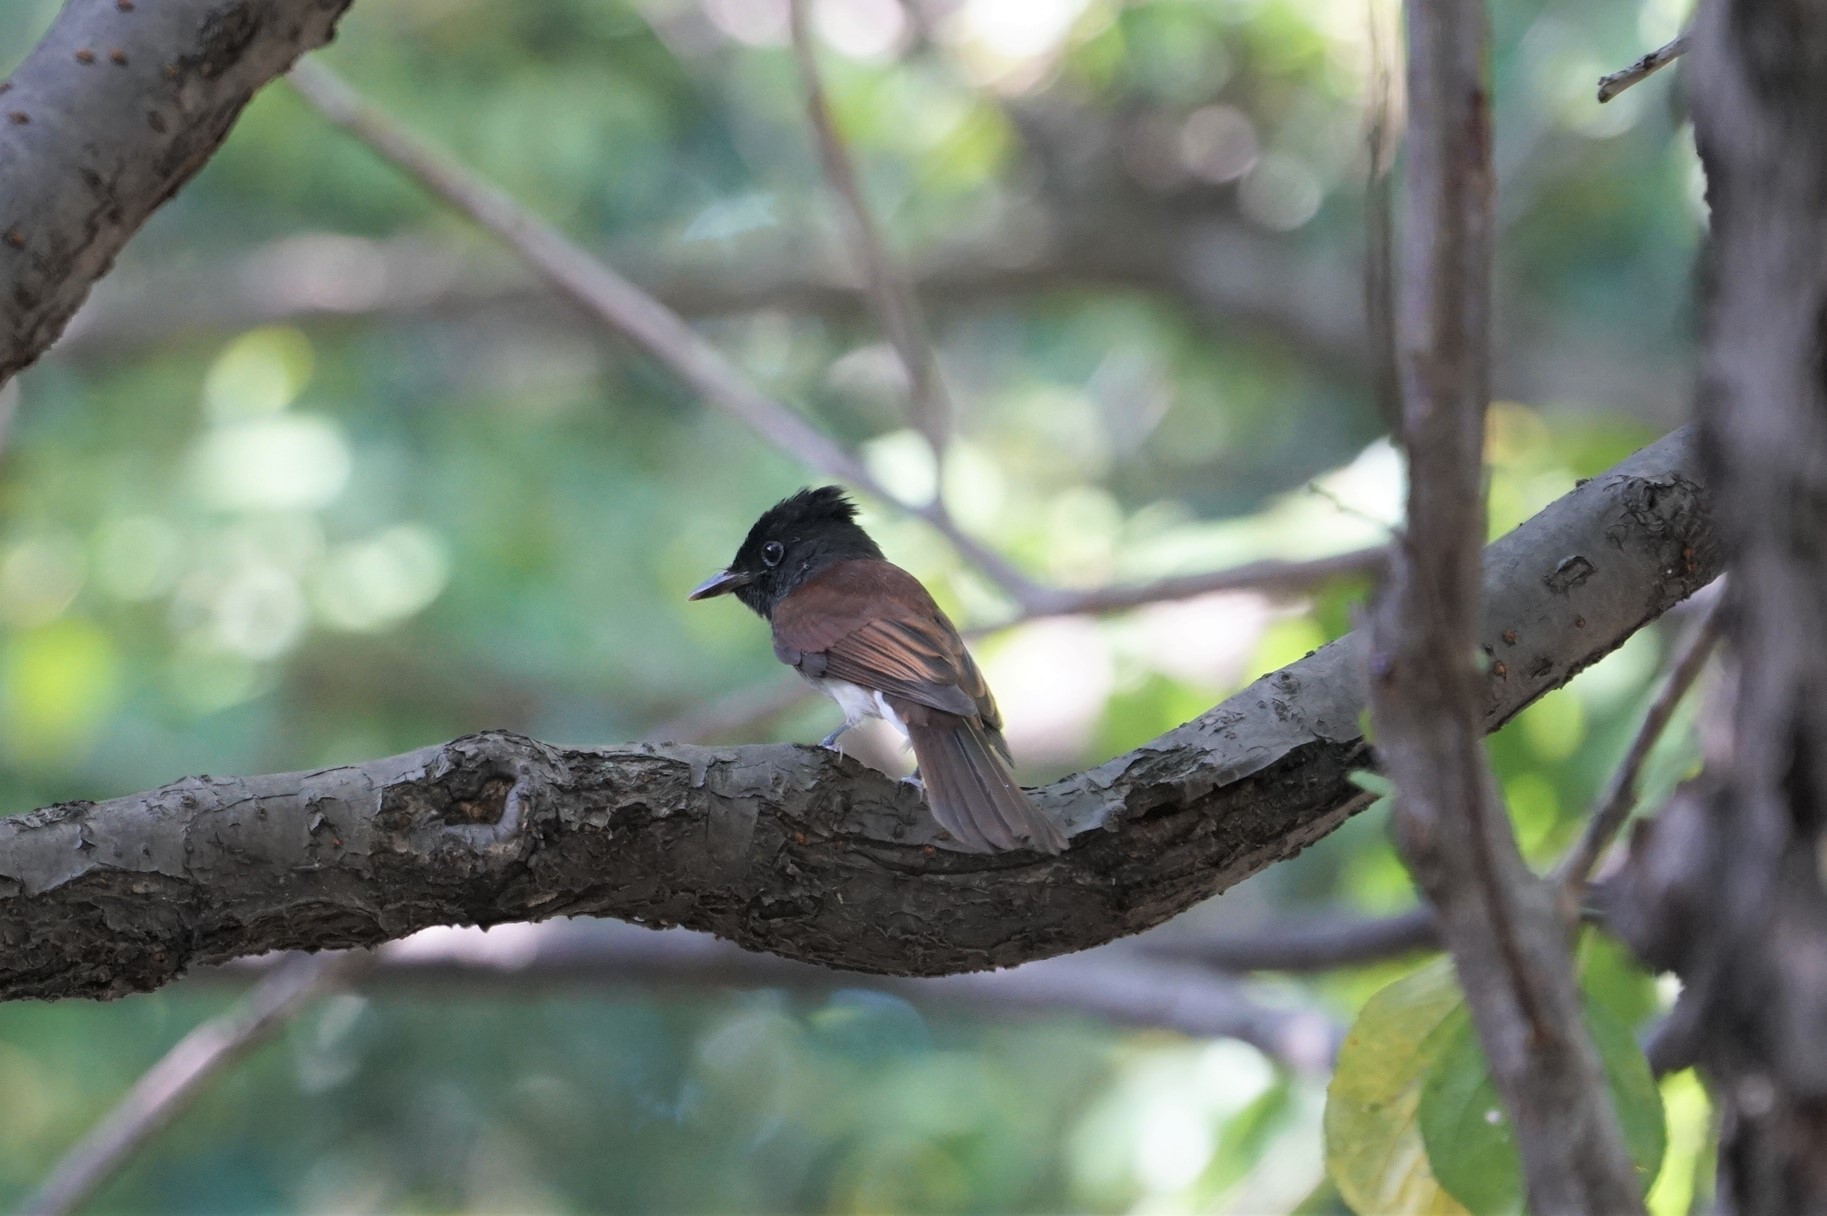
left=1418, top=999, right=1667, bottom=1216
left=1588, top=999, right=1668, bottom=1195
left=1324, top=959, right=1471, bottom=1216
left=1415, top=1010, right=1523, bottom=1216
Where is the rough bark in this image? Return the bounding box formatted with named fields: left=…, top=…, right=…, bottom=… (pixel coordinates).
left=1368, top=0, right=1645, bottom=1209
left=0, top=427, right=1716, bottom=1001
left=0, top=0, right=354, bottom=387
left=1625, top=3, right=1827, bottom=1211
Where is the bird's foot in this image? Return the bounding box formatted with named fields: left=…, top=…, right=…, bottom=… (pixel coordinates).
left=819, top=726, right=850, bottom=754
left=900, top=768, right=924, bottom=791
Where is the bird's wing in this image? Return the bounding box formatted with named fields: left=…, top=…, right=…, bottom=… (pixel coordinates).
left=771, top=559, right=994, bottom=723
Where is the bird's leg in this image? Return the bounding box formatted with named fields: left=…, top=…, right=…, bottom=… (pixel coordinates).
left=900, top=768, right=924, bottom=791
left=819, top=723, right=852, bottom=754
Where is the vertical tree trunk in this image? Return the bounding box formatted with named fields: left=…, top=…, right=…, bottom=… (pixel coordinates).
left=1368, top=0, right=1645, bottom=1209
left=1679, top=1, right=1827, bottom=1210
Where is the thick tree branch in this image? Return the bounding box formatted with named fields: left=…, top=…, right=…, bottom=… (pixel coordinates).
left=0, top=0, right=354, bottom=387
left=0, top=427, right=1715, bottom=1001
left=1648, top=4, right=1827, bottom=1209
left=1370, top=0, right=1645, bottom=1209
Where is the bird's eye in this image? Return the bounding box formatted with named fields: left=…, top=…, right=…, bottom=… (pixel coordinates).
left=761, top=541, right=785, bottom=567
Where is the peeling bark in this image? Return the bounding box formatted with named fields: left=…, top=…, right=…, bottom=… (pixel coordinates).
left=0, top=427, right=1716, bottom=1001
left=0, top=0, right=354, bottom=386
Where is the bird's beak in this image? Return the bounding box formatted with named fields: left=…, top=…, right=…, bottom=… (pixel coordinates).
left=688, top=568, right=750, bottom=601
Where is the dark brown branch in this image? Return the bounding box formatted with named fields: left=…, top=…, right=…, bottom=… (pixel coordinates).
left=1370, top=0, right=1645, bottom=1209
left=0, top=0, right=355, bottom=388
left=1597, top=32, right=1691, bottom=103
left=18, top=953, right=363, bottom=1216
left=0, top=427, right=1716, bottom=1001
left=1654, top=5, right=1827, bottom=1209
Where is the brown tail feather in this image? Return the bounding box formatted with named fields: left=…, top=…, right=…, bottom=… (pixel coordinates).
left=905, top=716, right=1067, bottom=854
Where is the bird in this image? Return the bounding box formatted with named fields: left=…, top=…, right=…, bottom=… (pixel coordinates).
left=688, top=486, right=1067, bottom=854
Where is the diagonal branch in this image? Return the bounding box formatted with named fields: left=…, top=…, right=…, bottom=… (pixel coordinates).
left=787, top=0, right=953, bottom=460
left=1369, top=0, right=1645, bottom=1209
left=17, top=952, right=365, bottom=1216
left=0, top=427, right=1716, bottom=1001
left=1597, top=32, right=1690, bottom=103
left=0, top=0, right=356, bottom=388
left=284, top=59, right=1041, bottom=604
left=1555, top=589, right=1724, bottom=895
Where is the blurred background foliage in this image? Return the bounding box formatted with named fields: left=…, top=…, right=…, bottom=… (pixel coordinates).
left=0, top=0, right=1704, bottom=1210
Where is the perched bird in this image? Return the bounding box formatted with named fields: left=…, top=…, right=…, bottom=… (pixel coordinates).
left=689, top=486, right=1067, bottom=854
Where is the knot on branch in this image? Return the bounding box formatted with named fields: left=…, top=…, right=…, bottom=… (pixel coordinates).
left=375, top=730, right=564, bottom=861
left=1608, top=471, right=1717, bottom=599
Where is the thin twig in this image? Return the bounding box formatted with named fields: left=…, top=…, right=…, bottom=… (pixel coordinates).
left=1008, top=544, right=1386, bottom=621
left=643, top=678, right=815, bottom=744
left=1555, top=590, right=1725, bottom=894
left=0, top=379, right=19, bottom=461
left=1363, top=0, right=1402, bottom=435
left=647, top=545, right=1384, bottom=743
left=286, top=63, right=1379, bottom=618
left=284, top=59, right=1038, bottom=604
left=19, top=953, right=365, bottom=1216
left=1597, top=31, right=1690, bottom=103
left=1150, top=906, right=1438, bottom=972
left=788, top=0, right=953, bottom=462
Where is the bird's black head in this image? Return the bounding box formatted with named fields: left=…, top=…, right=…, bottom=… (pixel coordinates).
left=688, top=485, right=884, bottom=617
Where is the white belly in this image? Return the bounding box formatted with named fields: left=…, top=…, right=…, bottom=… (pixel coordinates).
left=810, top=677, right=909, bottom=742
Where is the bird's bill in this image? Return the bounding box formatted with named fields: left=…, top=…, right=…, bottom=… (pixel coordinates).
left=687, top=568, right=751, bottom=600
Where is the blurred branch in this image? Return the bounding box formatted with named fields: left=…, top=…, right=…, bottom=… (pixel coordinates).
left=642, top=677, right=814, bottom=745
left=788, top=0, right=952, bottom=460
left=1006, top=545, right=1386, bottom=621
left=0, top=0, right=355, bottom=388
left=1555, top=588, right=1724, bottom=895
left=1371, top=0, right=1644, bottom=1209
left=1148, top=907, right=1439, bottom=973
left=18, top=953, right=364, bottom=1216
left=206, top=922, right=1343, bottom=1076
left=1364, top=0, right=1402, bottom=434
left=0, top=379, right=18, bottom=461
left=285, top=59, right=1041, bottom=605
left=0, top=427, right=1717, bottom=1000
left=50, top=226, right=1689, bottom=424
left=1597, top=32, right=1691, bottom=103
